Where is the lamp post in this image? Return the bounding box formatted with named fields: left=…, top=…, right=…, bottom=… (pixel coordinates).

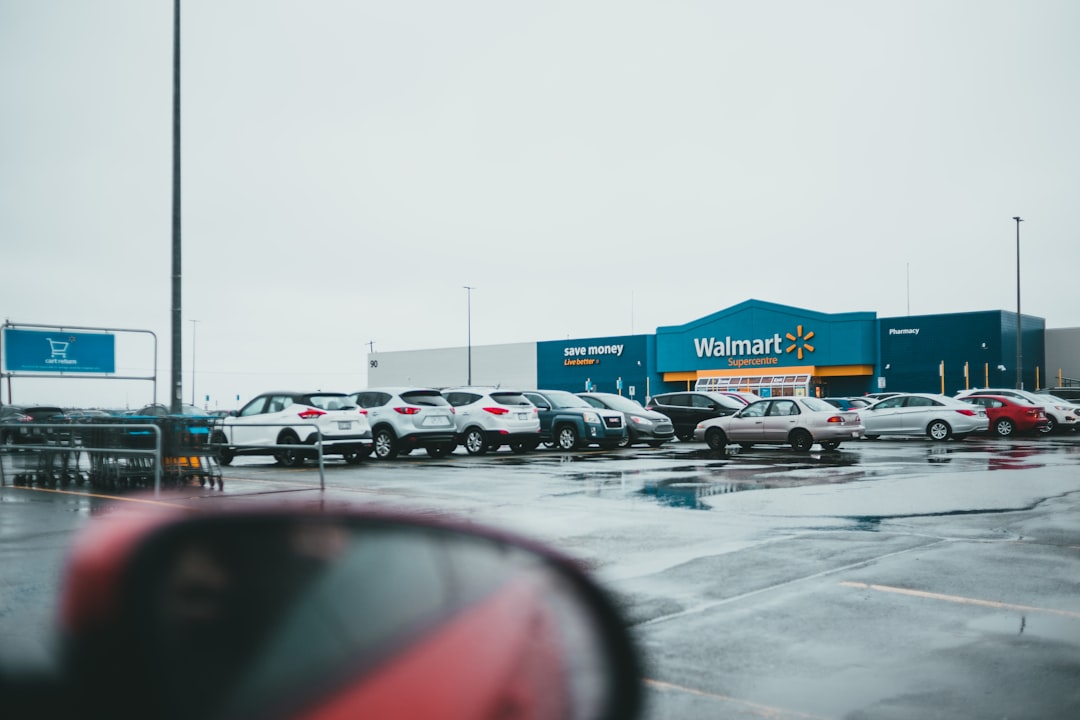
left=463, top=286, right=475, bottom=385
left=189, top=319, right=198, bottom=406
left=1013, top=216, right=1023, bottom=389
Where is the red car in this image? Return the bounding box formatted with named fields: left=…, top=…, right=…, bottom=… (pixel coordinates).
left=962, top=394, right=1049, bottom=437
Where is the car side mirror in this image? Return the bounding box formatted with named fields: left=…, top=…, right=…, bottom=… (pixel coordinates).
left=57, top=508, right=643, bottom=720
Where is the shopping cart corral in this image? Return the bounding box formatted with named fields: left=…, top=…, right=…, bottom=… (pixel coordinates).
left=0, top=416, right=223, bottom=492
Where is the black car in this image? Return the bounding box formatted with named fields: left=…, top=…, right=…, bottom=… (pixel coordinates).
left=577, top=392, right=675, bottom=447
left=643, top=391, right=743, bottom=441
left=0, top=405, right=66, bottom=445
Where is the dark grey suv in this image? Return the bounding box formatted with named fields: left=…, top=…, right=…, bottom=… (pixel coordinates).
left=643, top=391, right=743, bottom=441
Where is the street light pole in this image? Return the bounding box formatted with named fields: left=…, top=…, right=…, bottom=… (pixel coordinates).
left=190, top=319, right=198, bottom=406
left=463, top=286, right=475, bottom=385
left=1013, top=216, right=1024, bottom=390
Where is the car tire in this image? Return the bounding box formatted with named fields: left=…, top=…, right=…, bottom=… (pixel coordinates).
left=790, top=430, right=813, bottom=452
left=274, top=431, right=305, bottom=467
left=617, top=434, right=632, bottom=448
left=676, top=431, right=695, bottom=442
left=555, top=425, right=580, bottom=451
left=211, top=431, right=234, bottom=466
left=426, top=442, right=454, bottom=458
left=343, top=447, right=370, bottom=464
left=463, top=428, right=488, bottom=455
left=508, top=439, right=531, bottom=453
left=704, top=427, right=728, bottom=452
left=820, top=441, right=841, bottom=451
left=373, top=428, right=399, bottom=460
left=1040, top=416, right=1057, bottom=434
left=646, top=440, right=666, bottom=448
left=927, top=420, right=952, bottom=441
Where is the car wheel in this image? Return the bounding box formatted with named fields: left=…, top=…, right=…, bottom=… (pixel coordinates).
left=373, top=428, right=399, bottom=460
left=211, top=431, right=234, bottom=466
left=704, top=427, right=728, bottom=452
left=426, top=442, right=454, bottom=458
left=820, top=441, right=841, bottom=451
left=646, top=440, right=666, bottom=448
left=556, top=425, right=580, bottom=451
left=274, top=431, right=305, bottom=467
left=790, top=429, right=813, bottom=452
left=676, top=431, right=695, bottom=442
left=1040, top=416, right=1057, bottom=434
left=343, top=447, right=370, bottom=464
left=463, top=428, right=488, bottom=455
left=617, top=434, right=632, bottom=448
left=927, top=420, right=952, bottom=441
left=508, top=440, right=529, bottom=453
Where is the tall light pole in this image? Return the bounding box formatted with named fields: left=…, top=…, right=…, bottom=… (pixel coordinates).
left=170, top=0, right=183, bottom=413
left=189, top=319, right=198, bottom=406
left=1013, top=216, right=1023, bottom=389
left=463, top=286, right=475, bottom=385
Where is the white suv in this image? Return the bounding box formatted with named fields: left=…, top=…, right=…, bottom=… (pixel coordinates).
left=955, top=388, right=1079, bottom=434
left=213, top=392, right=373, bottom=467
left=441, top=387, right=541, bottom=454
left=347, top=388, right=458, bottom=459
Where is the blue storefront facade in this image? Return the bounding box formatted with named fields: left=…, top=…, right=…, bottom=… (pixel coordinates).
left=537, top=300, right=1047, bottom=399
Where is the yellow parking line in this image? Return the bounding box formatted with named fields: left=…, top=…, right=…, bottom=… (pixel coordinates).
left=840, top=581, right=1080, bottom=619
left=644, top=678, right=833, bottom=719
left=5, top=485, right=194, bottom=510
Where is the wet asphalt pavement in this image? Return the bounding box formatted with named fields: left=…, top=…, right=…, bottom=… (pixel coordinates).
left=2, top=433, right=1079, bottom=719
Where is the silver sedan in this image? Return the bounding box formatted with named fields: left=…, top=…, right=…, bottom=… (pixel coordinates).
left=694, top=396, right=864, bottom=452
left=860, top=393, right=988, bottom=440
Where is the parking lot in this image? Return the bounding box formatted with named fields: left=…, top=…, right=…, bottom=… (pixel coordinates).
left=3, top=433, right=1080, bottom=719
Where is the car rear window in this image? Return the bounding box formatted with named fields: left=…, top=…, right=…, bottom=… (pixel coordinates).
left=490, top=392, right=532, bottom=406
left=401, top=390, right=451, bottom=407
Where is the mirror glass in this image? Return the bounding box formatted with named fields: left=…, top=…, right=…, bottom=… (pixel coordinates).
left=116, top=515, right=634, bottom=720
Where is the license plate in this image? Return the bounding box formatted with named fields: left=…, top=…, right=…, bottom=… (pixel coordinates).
left=338, top=421, right=352, bottom=430
left=517, top=413, right=529, bottom=420
left=423, top=416, right=450, bottom=426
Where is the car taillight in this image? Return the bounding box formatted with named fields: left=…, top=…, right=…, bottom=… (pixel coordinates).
left=826, top=416, right=845, bottom=424
left=356, top=408, right=368, bottom=415
left=297, top=408, right=326, bottom=420
left=955, top=409, right=976, bottom=417
left=393, top=406, right=421, bottom=415
left=483, top=407, right=510, bottom=415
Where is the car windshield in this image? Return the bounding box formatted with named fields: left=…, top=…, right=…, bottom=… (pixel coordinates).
left=400, top=390, right=451, bottom=407
left=800, top=397, right=835, bottom=412
left=544, top=391, right=591, bottom=409
left=593, top=394, right=644, bottom=412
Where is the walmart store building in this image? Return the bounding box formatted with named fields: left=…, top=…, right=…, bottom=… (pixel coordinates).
left=368, top=299, right=1077, bottom=399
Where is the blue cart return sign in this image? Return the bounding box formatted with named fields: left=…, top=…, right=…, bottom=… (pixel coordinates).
left=3, top=329, right=116, bottom=373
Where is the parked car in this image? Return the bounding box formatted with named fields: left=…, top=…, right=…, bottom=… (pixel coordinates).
left=577, top=392, right=674, bottom=447
left=131, top=403, right=209, bottom=417
left=821, top=397, right=874, bottom=411
left=441, top=387, right=541, bottom=454
left=348, top=388, right=457, bottom=459
left=62, top=409, right=113, bottom=421
left=861, top=393, right=988, bottom=441
left=0, top=405, right=66, bottom=445
left=1037, top=387, right=1080, bottom=403
left=954, top=388, right=1079, bottom=434
left=521, top=390, right=626, bottom=450
left=703, top=390, right=763, bottom=407
left=863, top=392, right=902, bottom=401
left=693, top=396, right=864, bottom=452
left=212, top=392, right=373, bottom=466
left=960, top=394, right=1049, bottom=437
left=643, top=391, right=743, bottom=441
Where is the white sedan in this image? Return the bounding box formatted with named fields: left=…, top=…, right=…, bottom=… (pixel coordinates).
left=861, top=393, right=988, bottom=441
left=693, top=396, right=864, bottom=452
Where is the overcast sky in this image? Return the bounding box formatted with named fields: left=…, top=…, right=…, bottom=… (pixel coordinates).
left=2, top=1, right=1078, bottom=409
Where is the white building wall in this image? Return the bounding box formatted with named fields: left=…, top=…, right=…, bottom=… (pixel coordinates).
left=365, top=343, right=538, bottom=390
left=1045, top=327, right=1080, bottom=386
